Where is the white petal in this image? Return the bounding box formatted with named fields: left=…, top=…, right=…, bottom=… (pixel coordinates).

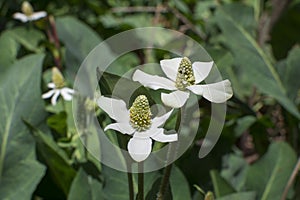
left=134, top=126, right=161, bottom=138
left=151, top=128, right=178, bottom=142
left=192, top=61, right=214, bottom=84
left=160, top=57, right=182, bottom=81
left=152, top=109, right=174, bottom=128
left=97, top=96, right=129, bottom=122
left=47, top=82, right=55, bottom=88
left=51, top=90, right=61, bottom=105
left=60, top=88, right=73, bottom=101
left=13, top=13, right=28, bottom=22
left=13, top=13, right=29, bottom=23
left=128, top=136, right=152, bottom=162
left=41, top=89, right=55, bottom=99
left=187, top=80, right=233, bottom=103
left=104, top=122, right=135, bottom=135
left=132, top=70, right=176, bottom=90
left=28, top=11, right=47, bottom=21
left=62, top=87, right=75, bottom=94
left=161, top=90, right=190, bottom=108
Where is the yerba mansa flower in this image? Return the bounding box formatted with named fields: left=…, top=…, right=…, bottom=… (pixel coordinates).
left=133, top=57, right=233, bottom=108
left=97, top=95, right=177, bottom=162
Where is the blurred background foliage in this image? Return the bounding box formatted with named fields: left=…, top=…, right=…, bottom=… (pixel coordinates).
left=0, top=0, right=300, bottom=199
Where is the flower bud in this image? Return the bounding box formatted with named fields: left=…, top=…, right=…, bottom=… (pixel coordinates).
left=52, top=67, right=65, bottom=88
left=21, top=1, right=34, bottom=16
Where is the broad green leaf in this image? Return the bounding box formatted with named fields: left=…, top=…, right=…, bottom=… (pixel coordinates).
left=216, top=8, right=300, bottom=119
left=0, top=54, right=46, bottom=200
left=217, top=192, right=256, bottom=200
left=56, top=16, right=103, bottom=78
left=102, top=166, right=136, bottom=200
left=170, top=166, right=192, bottom=200
left=221, top=3, right=256, bottom=33
left=8, top=27, right=45, bottom=52
left=102, top=165, right=159, bottom=200
left=221, top=153, right=248, bottom=191
left=26, top=123, right=76, bottom=195
left=0, top=31, right=19, bottom=72
left=245, top=142, right=297, bottom=200
left=234, top=116, right=256, bottom=137
left=210, top=170, right=235, bottom=198
left=68, top=168, right=104, bottom=200
left=47, top=111, right=67, bottom=135
left=283, top=47, right=300, bottom=101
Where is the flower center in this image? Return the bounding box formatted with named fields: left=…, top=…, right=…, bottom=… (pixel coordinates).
left=175, top=57, right=195, bottom=90
left=52, top=67, right=65, bottom=88
left=129, top=95, right=152, bottom=131
left=21, top=1, right=34, bottom=16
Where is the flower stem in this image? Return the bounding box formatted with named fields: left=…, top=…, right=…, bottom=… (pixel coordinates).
left=157, top=108, right=182, bottom=199
left=137, top=162, right=144, bottom=200
left=117, top=134, right=134, bottom=200
left=127, top=171, right=134, bottom=200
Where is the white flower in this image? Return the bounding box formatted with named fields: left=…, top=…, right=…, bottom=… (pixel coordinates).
left=42, top=83, right=75, bottom=105
left=42, top=67, right=74, bottom=105
left=133, top=57, right=233, bottom=108
left=97, top=95, right=178, bottom=162
left=13, top=1, right=47, bottom=23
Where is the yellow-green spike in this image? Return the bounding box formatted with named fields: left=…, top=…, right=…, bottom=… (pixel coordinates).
left=52, top=67, right=65, bottom=88
left=175, top=57, right=195, bottom=90
left=129, top=95, right=152, bottom=131
left=21, top=1, right=34, bottom=16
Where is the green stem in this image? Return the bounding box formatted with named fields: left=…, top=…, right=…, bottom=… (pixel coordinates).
left=157, top=108, right=182, bottom=199
left=117, top=134, right=134, bottom=200
left=137, top=162, right=144, bottom=200
left=127, top=171, right=134, bottom=200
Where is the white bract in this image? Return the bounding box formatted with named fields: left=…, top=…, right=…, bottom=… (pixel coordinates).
left=13, top=1, right=47, bottom=23
left=42, top=67, right=75, bottom=105
left=97, top=95, right=178, bottom=162
left=133, top=57, right=233, bottom=108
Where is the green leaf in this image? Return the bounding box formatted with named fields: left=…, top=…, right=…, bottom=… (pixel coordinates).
left=221, top=3, right=256, bottom=33
left=102, top=166, right=135, bottom=200
left=102, top=165, right=159, bottom=200
left=56, top=16, right=103, bottom=78
left=216, top=192, right=256, bottom=200
left=245, top=142, right=297, bottom=200
left=0, top=31, right=19, bottom=72
left=0, top=54, right=46, bottom=200
left=283, top=47, right=300, bottom=101
left=216, top=8, right=300, bottom=119
left=47, top=111, right=67, bottom=135
left=170, top=166, right=192, bottom=200
left=221, top=153, right=248, bottom=191
left=68, top=168, right=104, bottom=200
left=234, top=116, right=256, bottom=137
left=210, top=170, right=235, bottom=198
left=8, top=27, right=45, bottom=52
left=27, top=124, right=76, bottom=195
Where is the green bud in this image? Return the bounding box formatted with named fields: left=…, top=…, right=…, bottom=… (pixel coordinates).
left=129, top=95, right=152, bottom=131
left=52, top=67, right=65, bottom=88
left=204, top=191, right=214, bottom=200
left=21, top=1, right=34, bottom=16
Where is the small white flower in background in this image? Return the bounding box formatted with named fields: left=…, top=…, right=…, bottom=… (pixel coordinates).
left=13, top=1, right=47, bottom=23
left=133, top=57, right=233, bottom=108
left=97, top=95, right=177, bottom=162
left=42, top=67, right=75, bottom=105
